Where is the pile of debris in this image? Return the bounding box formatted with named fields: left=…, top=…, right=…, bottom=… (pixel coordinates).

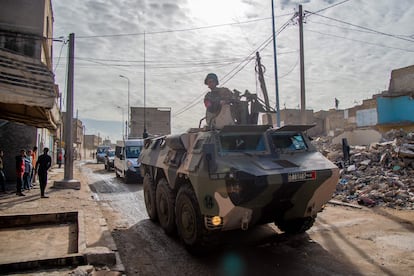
left=313, top=129, right=414, bottom=210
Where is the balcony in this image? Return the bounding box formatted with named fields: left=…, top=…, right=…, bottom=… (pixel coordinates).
left=0, top=48, right=59, bottom=130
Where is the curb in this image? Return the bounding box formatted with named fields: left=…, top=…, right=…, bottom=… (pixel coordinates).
left=0, top=161, right=125, bottom=274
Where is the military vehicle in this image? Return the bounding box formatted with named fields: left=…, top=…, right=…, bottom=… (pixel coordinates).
left=140, top=54, right=338, bottom=251
left=139, top=93, right=339, bottom=252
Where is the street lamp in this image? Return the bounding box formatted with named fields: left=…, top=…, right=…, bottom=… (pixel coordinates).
left=143, top=32, right=148, bottom=138
left=119, top=75, right=130, bottom=139
left=116, top=106, right=125, bottom=140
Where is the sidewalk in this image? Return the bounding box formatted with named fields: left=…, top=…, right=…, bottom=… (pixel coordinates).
left=0, top=161, right=124, bottom=275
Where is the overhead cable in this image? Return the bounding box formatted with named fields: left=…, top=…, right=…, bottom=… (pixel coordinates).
left=69, top=13, right=295, bottom=40
left=306, top=12, right=414, bottom=43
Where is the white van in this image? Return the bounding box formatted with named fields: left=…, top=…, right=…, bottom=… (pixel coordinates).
left=114, top=139, right=144, bottom=183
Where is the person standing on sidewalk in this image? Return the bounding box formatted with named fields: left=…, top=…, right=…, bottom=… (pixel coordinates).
left=31, top=146, right=37, bottom=185
left=57, top=150, right=63, bottom=168
left=15, top=149, right=26, bottom=196
left=35, top=147, right=52, bottom=198
left=0, top=150, right=6, bottom=193
left=23, top=150, right=33, bottom=190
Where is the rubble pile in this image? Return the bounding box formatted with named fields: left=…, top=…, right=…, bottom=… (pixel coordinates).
left=312, top=129, right=414, bottom=209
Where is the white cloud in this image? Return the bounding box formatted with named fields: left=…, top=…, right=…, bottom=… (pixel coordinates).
left=52, top=0, right=414, bottom=141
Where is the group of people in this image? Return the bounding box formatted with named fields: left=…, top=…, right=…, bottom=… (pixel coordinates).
left=0, top=146, right=52, bottom=198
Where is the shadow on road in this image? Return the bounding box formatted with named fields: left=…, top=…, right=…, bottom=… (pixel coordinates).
left=111, top=219, right=363, bottom=276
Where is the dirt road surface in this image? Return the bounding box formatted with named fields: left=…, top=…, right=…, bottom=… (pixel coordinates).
left=87, top=163, right=414, bottom=275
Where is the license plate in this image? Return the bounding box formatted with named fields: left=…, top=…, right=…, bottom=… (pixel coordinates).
left=288, top=171, right=316, bottom=182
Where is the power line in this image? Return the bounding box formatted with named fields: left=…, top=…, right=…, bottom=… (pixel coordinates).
left=310, top=0, right=352, bottom=14
left=70, top=13, right=295, bottom=40
left=221, top=17, right=294, bottom=85
left=305, top=12, right=414, bottom=43
left=308, top=20, right=381, bottom=36
left=173, top=16, right=296, bottom=117
left=53, top=38, right=68, bottom=73
left=306, top=28, right=414, bottom=52
left=76, top=56, right=247, bottom=68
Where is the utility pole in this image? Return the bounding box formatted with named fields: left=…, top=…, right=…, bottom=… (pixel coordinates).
left=271, top=0, right=281, bottom=127
left=54, top=33, right=80, bottom=189
left=255, top=51, right=272, bottom=126
left=299, top=4, right=306, bottom=125
left=64, top=33, right=74, bottom=180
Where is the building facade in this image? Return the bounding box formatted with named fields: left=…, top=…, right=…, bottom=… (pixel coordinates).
left=0, top=0, right=61, bottom=181
left=130, top=107, right=171, bottom=138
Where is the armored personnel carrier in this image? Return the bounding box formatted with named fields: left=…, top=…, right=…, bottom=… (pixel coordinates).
left=139, top=89, right=339, bottom=252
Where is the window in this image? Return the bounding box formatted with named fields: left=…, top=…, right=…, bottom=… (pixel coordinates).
left=126, top=146, right=142, bottom=158
left=219, top=134, right=266, bottom=153
left=115, top=146, right=122, bottom=158
left=271, top=133, right=307, bottom=152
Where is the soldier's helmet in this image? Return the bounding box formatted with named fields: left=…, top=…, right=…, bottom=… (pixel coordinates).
left=204, top=73, right=219, bottom=85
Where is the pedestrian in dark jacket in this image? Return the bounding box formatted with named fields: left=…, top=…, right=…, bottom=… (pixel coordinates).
left=15, top=149, right=26, bottom=196
left=35, top=148, right=52, bottom=198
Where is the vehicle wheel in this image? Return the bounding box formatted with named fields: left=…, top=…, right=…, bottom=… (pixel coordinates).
left=143, top=173, right=157, bottom=221
left=175, top=185, right=205, bottom=251
left=275, top=216, right=315, bottom=234
left=156, top=178, right=176, bottom=235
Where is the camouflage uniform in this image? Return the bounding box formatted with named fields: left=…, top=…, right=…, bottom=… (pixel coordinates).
left=204, top=87, right=235, bottom=129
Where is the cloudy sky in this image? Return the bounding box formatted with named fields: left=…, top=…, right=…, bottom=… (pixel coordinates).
left=52, top=0, right=414, bottom=141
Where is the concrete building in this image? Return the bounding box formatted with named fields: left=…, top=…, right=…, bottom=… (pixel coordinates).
left=264, top=109, right=323, bottom=137
left=260, top=65, right=414, bottom=146
left=376, top=65, right=414, bottom=133
left=0, top=0, right=61, bottom=181
left=83, top=135, right=101, bottom=159
left=130, top=107, right=171, bottom=138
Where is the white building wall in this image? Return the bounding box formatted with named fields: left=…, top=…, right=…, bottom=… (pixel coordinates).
left=356, top=108, right=377, bottom=127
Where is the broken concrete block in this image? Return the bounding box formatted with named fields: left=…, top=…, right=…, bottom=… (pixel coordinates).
left=83, top=246, right=116, bottom=266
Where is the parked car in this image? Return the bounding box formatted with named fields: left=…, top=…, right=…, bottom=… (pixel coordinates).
left=104, top=149, right=115, bottom=171
left=96, top=145, right=111, bottom=163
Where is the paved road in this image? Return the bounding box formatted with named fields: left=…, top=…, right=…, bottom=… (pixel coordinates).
left=81, top=162, right=414, bottom=276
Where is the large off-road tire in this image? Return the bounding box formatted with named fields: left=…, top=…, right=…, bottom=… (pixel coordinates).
left=143, top=173, right=157, bottom=221
left=175, top=185, right=205, bottom=252
left=276, top=216, right=315, bottom=234
left=156, top=178, right=176, bottom=235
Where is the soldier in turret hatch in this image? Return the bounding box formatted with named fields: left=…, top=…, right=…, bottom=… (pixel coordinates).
left=203, top=73, right=236, bottom=129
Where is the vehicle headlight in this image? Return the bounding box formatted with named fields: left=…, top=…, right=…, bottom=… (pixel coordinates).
left=211, top=216, right=222, bottom=226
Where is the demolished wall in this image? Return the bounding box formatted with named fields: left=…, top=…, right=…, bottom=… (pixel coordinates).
left=313, top=129, right=414, bottom=209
